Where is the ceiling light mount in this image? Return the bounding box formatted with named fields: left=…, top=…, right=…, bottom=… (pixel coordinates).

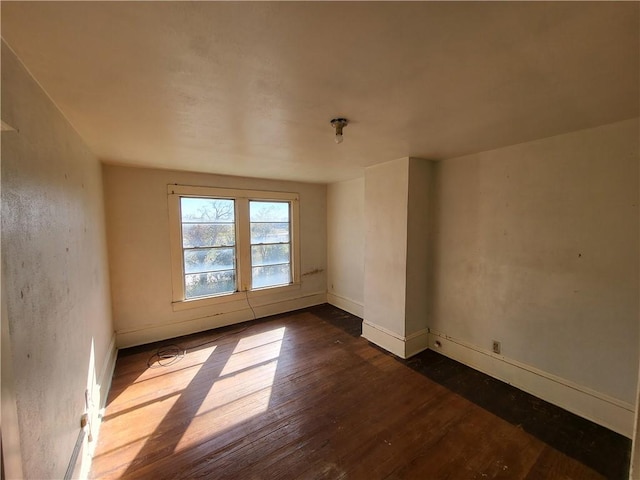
left=330, top=118, right=348, bottom=144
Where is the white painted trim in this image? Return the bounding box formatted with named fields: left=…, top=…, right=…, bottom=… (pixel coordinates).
left=327, top=292, right=363, bottom=318
left=405, top=328, right=429, bottom=358
left=361, top=320, right=429, bottom=359
left=171, top=283, right=302, bottom=311
left=68, top=332, right=118, bottom=480
left=364, top=320, right=405, bottom=340
left=98, top=333, right=118, bottom=411
left=117, top=292, right=326, bottom=348
left=630, top=363, right=640, bottom=479
left=428, top=330, right=635, bottom=438
left=167, top=184, right=300, bottom=202
left=167, top=185, right=302, bottom=307
left=167, top=191, right=185, bottom=303
left=362, top=321, right=406, bottom=357
left=1, top=281, right=25, bottom=479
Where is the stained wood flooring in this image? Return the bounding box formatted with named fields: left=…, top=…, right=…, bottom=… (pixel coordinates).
left=90, top=305, right=630, bottom=479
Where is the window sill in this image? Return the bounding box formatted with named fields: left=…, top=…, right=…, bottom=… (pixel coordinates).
left=171, top=282, right=301, bottom=312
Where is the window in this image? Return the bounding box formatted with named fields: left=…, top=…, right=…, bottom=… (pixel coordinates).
left=181, top=197, right=236, bottom=298
left=250, top=201, right=291, bottom=289
left=168, top=185, right=300, bottom=309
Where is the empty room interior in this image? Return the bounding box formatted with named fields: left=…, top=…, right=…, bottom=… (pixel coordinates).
left=1, top=2, right=639, bottom=479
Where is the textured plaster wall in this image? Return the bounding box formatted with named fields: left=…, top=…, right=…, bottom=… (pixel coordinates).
left=363, top=158, right=434, bottom=339
left=633, top=368, right=640, bottom=476
left=405, top=158, right=434, bottom=336
left=327, top=177, right=365, bottom=312
left=1, top=42, right=114, bottom=479
left=364, top=158, right=409, bottom=336
left=430, top=118, right=639, bottom=404
left=103, top=164, right=326, bottom=347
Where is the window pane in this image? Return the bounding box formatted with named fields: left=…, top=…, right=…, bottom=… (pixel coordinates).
left=250, top=223, right=290, bottom=244
left=180, top=197, right=237, bottom=299
left=251, top=244, right=290, bottom=267
left=182, top=224, right=235, bottom=248
left=252, top=264, right=291, bottom=289
left=181, top=198, right=234, bottom=222
left=184, top=248, right=235, bottom=274
left=249, top=201, right=289, bottom=222
left=185, top=271, right=235, bottom=298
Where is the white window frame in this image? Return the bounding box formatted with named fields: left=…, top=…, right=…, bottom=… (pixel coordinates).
left=168, top=185, right=300, bottom=311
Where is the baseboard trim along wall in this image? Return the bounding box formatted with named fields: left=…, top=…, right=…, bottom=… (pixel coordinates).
left=69, top=333, right=118, bottom=480
left=99, top=333, right=119, bottom=411
left=116, top=292, right=327, bottom=348
left=427, top=330, right=635, bottom=438
left=362, top=320, right=429, bottom=359
left=327, top=293, right=364, bottom=318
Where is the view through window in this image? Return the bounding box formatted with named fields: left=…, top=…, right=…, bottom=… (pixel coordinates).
left=250, top=201, right=291, bottom=289
left=181, top=198, right=236, bottom=298
left=168, top=185, right=299, bottom=306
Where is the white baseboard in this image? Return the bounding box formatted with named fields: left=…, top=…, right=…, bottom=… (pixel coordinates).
left=428, top=330, right=635, bottom=438
left=362, top=320, right=429, bottom=359
left=327, top=292, right=363, bottom=318
left=74, top=332, right=118, bottom=480
left=405, top=329, right=430, bottom=358
left=116, top=292, right=326, bottom=348
left=98, top=333, right=118, bottom=411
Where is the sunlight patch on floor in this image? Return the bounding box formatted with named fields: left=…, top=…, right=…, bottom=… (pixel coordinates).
left=233, top=327, right=286, bottom=354
left=220, top=339, right=283, bottom=377
left=94, top=346, right=218, bottom=472
left=94, top=390, right=183, bottom=472
left=174, top=327, right=286, bottom=452
left=106, top=345, right=217, bottom=408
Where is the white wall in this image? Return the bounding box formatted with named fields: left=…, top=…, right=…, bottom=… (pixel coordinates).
left=327, top=177, right=364, bottom=317
left=632, top=363, right=640, bottom=477
left=103, top=164, right=327, bottom=347
left=328, top=120, right=638, bottom=436
left=364, top=158, right=409, bottom=338
left=429, top=118, right=639, bottom=435
left=362, top=157, right=434, bottom=358
left=1, top=42, right=115, bottom=479
left=405, top=158, right=434, bottom=336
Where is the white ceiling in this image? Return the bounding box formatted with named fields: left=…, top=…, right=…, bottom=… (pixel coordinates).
left=2, top=2, right=638, bottom=183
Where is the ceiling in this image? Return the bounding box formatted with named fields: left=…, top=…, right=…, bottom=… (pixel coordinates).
left=2, top=2, right=638, bottom=184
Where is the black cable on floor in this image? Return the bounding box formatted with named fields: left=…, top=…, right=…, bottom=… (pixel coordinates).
left=146, top=325, right=251, bottom=368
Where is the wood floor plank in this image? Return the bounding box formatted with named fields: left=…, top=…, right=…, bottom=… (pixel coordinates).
left=525, top=446, right=606, bottom=480
left=90, top=305, right=628, bottom=480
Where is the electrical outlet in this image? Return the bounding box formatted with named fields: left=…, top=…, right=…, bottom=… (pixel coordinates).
left=492, top=340, right=501, bottom=354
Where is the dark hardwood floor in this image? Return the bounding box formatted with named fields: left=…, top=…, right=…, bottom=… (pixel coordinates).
left=90, top=304, right=630, bottom=479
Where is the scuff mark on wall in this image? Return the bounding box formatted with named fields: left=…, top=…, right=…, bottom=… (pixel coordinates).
left=302, top=268, right=324, bottom=277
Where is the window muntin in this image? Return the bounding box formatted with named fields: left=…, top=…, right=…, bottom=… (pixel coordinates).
left=180, top=198, right=236, bottom=298
left=249, top=201, right=292, bottom=289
